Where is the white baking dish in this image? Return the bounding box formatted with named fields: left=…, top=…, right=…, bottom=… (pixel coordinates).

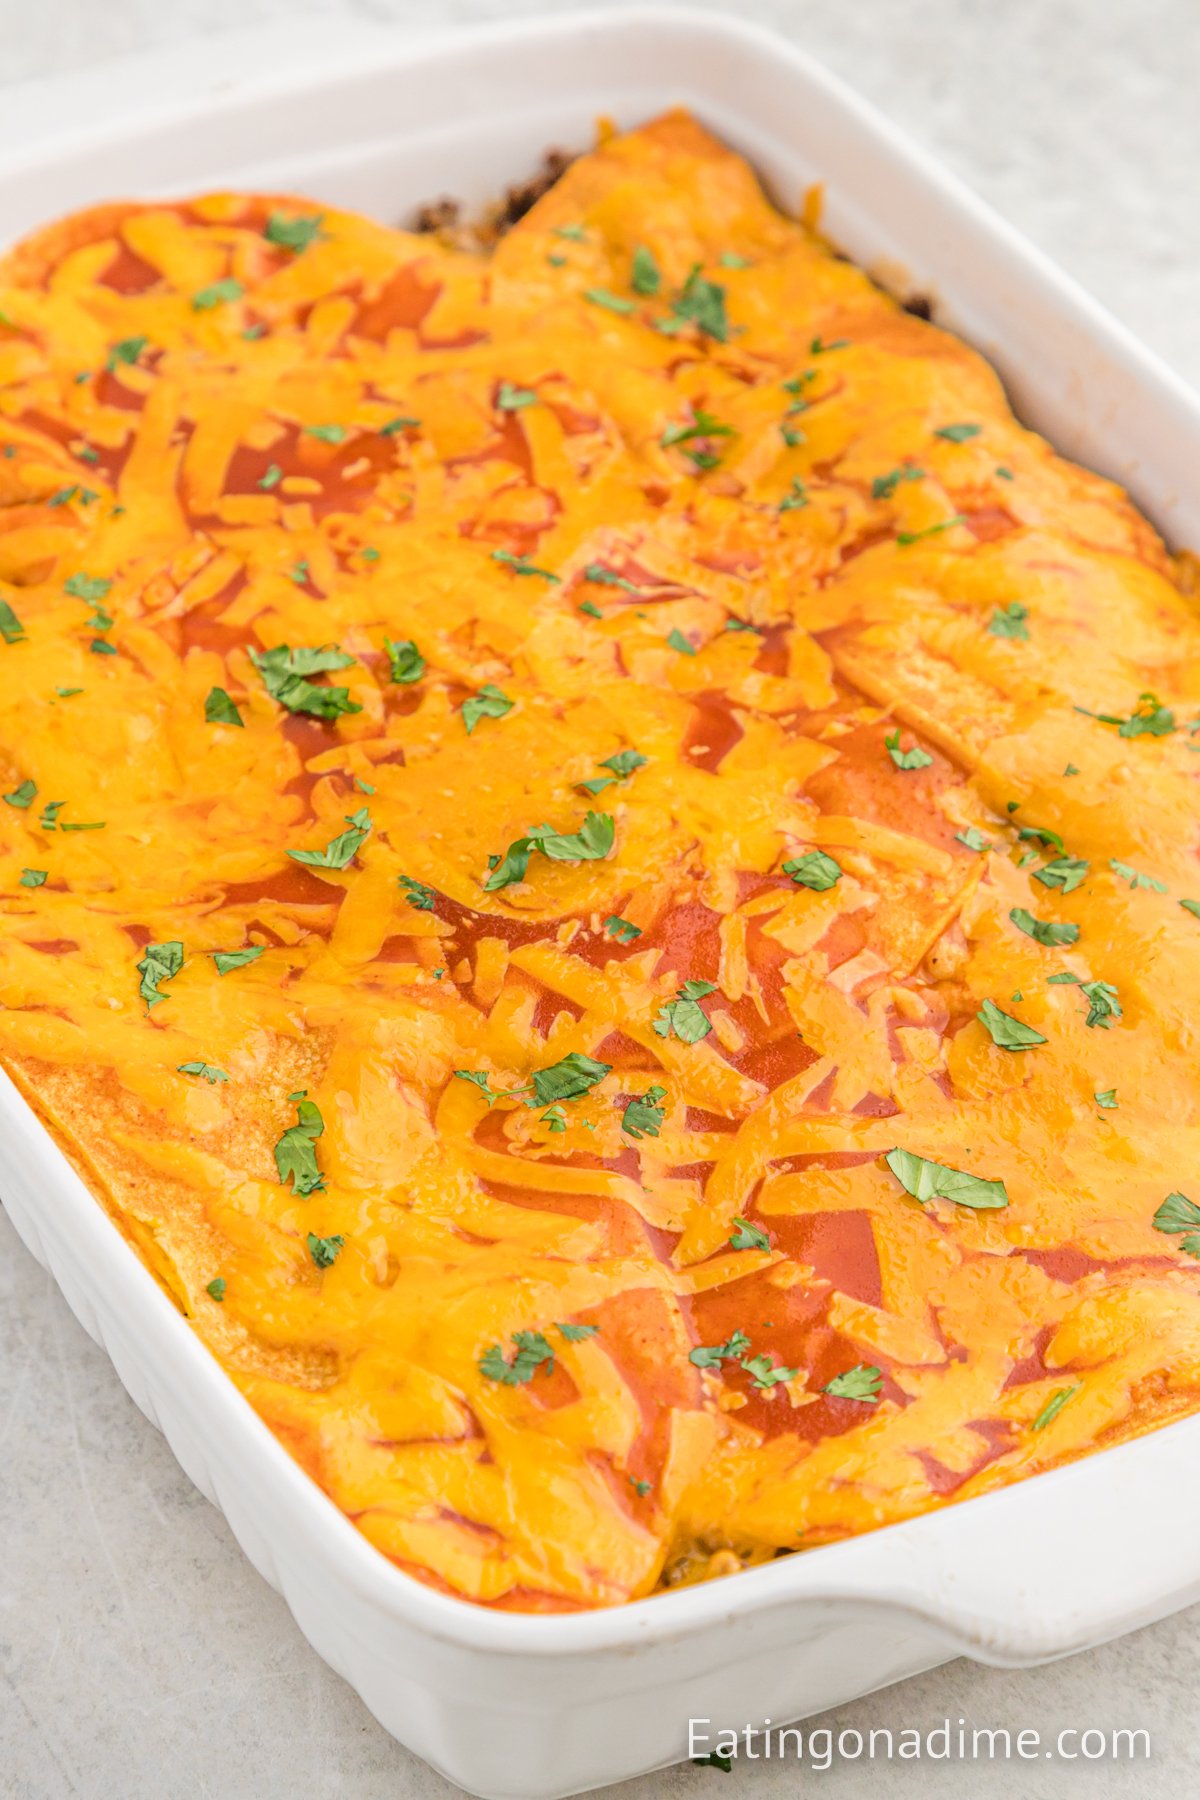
left=3, top=10, right=1200, bottom=1797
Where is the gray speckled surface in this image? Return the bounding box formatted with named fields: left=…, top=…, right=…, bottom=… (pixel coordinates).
left=2, top=3, right=1199, bottom=1795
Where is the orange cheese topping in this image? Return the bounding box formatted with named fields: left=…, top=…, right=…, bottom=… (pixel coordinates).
left=3, top=111, right=1200, bottom=1612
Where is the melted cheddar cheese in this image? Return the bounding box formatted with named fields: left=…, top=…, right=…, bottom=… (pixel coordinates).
left=3, top=111, right=1200, bottom=1613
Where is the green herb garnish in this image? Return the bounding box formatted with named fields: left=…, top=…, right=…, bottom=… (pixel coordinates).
left=977, top=998, right=1047, bottom=1051
left=653, top=978, right=716, bottom=1044
left=192, top=279, right=244, bottom=310
left=204, top=686, right=244, bottom=727
left=825, top=1364, right=883, bottom=1402
left=621, top=1085, right=667, bottom=1140
left=989, top=602, right=1029, bottom=640
left=479, top=1331, right=556, bottom=1385
left=264, top=211, right=324, bottom=251
left=1153, top=1191, right=1200, bottom=1257
left=274, top=1094, right=325, bottom=1196
left=212, top=945, right=265, bottom=974
left=885, top=1146, right=1008, bottom=1210
left=729, top=1217, right=770, bottom=1252
left=1009, top=906, right=1079, bottom=947
left=288, top=807, right=371, bottom=870
left=249, top=643, right=361, bottom=719
left=307, top=1232, right=344, bottom=1268
left=783, top=850, right=841, bottom=891
left=385, top=637, right=424, bottom=685
left=1032, top=1385, right=1080, bottom=1431
left=604, top=914, right=641, bottom=943
left=935, top=422, right=981, bottom=442
left=137, top=940, right=184, bottom=1009
left=178, top=1061, right=229, bottom=1084
left=491, top=548, right=560, bottom=582
left=484, top=812, right=615, bottom=890
left=885, top=729, right=932, bottom=771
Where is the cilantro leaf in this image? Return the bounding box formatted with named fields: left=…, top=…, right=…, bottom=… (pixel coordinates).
left=1181, top=899, right=1200, bottom=922
left=1095, top=1088, right=1117, bottom=1109
left=872, top=466, right=924, bottom=500
left=604, top=914, right=641, bottom=942
left=956, top=827, right=992, bottom=853
left=19, top=868, right=47, bottom=887
left=621, top=1084, right=667, bottom=1140
left=274, top=1094, right=325, bottom=1195
left=4, top=778, right=36, bottom=808
left=977, top=997, right=1047, bottom=1051
left=661, top=409, right=734, bottom=452
left=379, top=416, right=419, bottom=436
left=192, top=279, right=244, bottom=310
left=528, top=1052, right=611, bottom=1106
left=137, top=940, right=184, bottom=1009
left=989, top=602, right=1029, bottom=640
left=885, top=729, right=933, bottom=771
left=583, top=288, right=636, bottom=315
left=783, top=850, right=841, bottom=891
left=666, top=627, right=696, bottom=657
left=258, top=463, right=282, bottom=490
left=1076, top=692, right=1176, bottom=737
left=729, top=1216, right=770, bottom=1252
left=454, top=1069, right=504, bottom=1106
left=653, top=977, right=716, bottom=1044
left=397, top=874, right=436, bottom=912
left=178, top=1061, right=229, bottom=1084
left=0, top=598, right=25, bottom=644
left=288, top=806, right=372, bottom=870
left=885, top=1146, right=1008, bottom=1210
left=742, top=1354, right=799, bottom=1390
left=304, top=423, right=347, bottom=443
left=496, top=381, right=537, bottom=411
left=491, top=548, right=560, bottom=582
left=1032, top=1384, right=1080, bottom=1431
left=64, top=573, right=112, bottom=602
left=1080, top=979, right=1121, bottom=1029
left=668, top=265, right=728, bottom=341
left=205, top=686, right=244, bottom=727
left=556, top=1321, right=599, bottom=1343
left=484, top=811, right=614, bottom=891
left=479, top=1331, right=556, bottom=1384
left=264, top=211, right=324, bottom=251
left=307, top=1232, right=344, bottom=1268
left=779, top=478, right=809, bottom=512
left=105, top=335, right=148, bottom=372
left=689, top=1328, right=751, bottom=1369
left=630, top=246, right=661, bottom=296
left=212, top=945, right=265, bottom=974
left=583, top=563, right=643, bottom=595
left=1110, top=857, right=1167, bottom=893
left=385, top=637, right=424, bottom=685
left=897, top=516, right=966, bottom=545
left=935, top=422, right=981, bottom=442
left=206, top=1277, right=226, bottom=1302
left=1034, top=857, right=1089, bottom=894
left=1009, top=906, right=1079, bottom=946
left=825, top=1364, right=883, bottom=1402
left=1153, top=1192, right=1200, bottom=1255
left=462, top=684, right=513, bottom=733
left=250, top=644, right=360, bottom=720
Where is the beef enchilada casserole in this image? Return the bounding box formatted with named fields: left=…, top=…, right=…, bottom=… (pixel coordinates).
left=2, top=110, right=1200, bottom=1612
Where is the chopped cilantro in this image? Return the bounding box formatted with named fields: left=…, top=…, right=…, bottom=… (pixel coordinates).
left=89, top=638, right=118, bottom=656
left=897, top=515, right=967, bottom=545
left=288, top=806, right=372, bottom=870
left=1075, top=692, right=1176, bottom=738
left=496, top=381, right=537, bottom=411
left=689, top=1328, right=752, bottom=1369
left=631, top=246, right=661, bottom=295
left=398, top=874, right=437, bottom=911
left=719, top=251, right=751, bottom=269
left=583, top=563, right=643, bottom=594
left=528, top=1052, right=611, bottom=1106
left=583, top=287, right=636, bottom=315
left=192, top=279, right=243, bottom=310
left=258, top=463, right=282, bottom=490
left=454, top=1069, right=505, bottom=1106
left=491, top=548, right=560, bottom=582
left=667, top=265, right=728, bottom=341
left=996, top=465, right=1015, bottom=480
left=485, top=811, right=614, bottom=890
left=273, top=1094, right=325, bottom=1196
left=577, top=748, right=647, bottom=794
left=178, top=1061, right=229, bottom=1084
left=653, top=977, right=717, bottom=1044
left=19, top=869, right=47, bottom=887
left=3, top=778, right=35, bottom=808
left=1080, top=979, right=1121, bottom=1029
left=742, top=1354, right=799, bottom=1390
left=621, top=1084, right=667, bottom=1139
left=204, top=686, right=243, bottom=727
left=385, top=637, right=424, bottom=685
left=1110, top=857, right=1166, bottom=893
left=666, top=627, right=696, bottom=657
left=885, top=729, right=933, bottom=771
left=206, top=1277, right=226, bottom=1302
left=105, top=336, right=147, bottom=371
left=578, top=599, right=603, bottom=619
left=885, top=1146, right=1008, bottom=1210
left=779, top=478, right=809, bottom=513
left=1018, top=824, right=1064, bottom=852
left=1095, top=1088, right=1117, bottom=1109
left=557, top=1322, right=599, bottom=1343
left=629, top=1477, right=651, bottom=1497
left=553, top=224, right=587, bottom=241
left=977, top=998, right=1047, bottom=1051
left=1034, top=857, right=1089, bottom=894
left=604, top=914, right=641, bottom=943
left=479, top=1331, right=556, bottom=1385
left=989, top=601, right=1029, bottom=640
left=1181, top=899, right=1200, bottom=921
left=783, top=850, right=841, bottom=891
left=212, top=945, right=265, bottom=974
left=462, top=683, right=513, bottom=733
left=730, top=1217, right=770, bottom=1252
left=249, top=643, right=360, bottom=720
left=307, top=1232, right=344, bottom=1269
left=0, top=598, right=25, bottom=644
left=935, top=422, right=981, bottom=442
left=1032, top=1385, right=1080, bottom=1431
left=825, top=1364, right=883, bottom=1402
left=304, top=422, right=347, bottom=444
left=380, top=415, right=420, bottom=435
left=64, top=573, right=112, bottom=602
left=137, top=940, right=184, bottom=1009
left=955, top=826, right=992, bottom=853
left=264, top=211, right=324, bottom=251
left=1153, top=1191, right=1200, bottom=1258
left=1009, top=906, right=1079, bottom=947
left=872, top=466, right=924, bottom=500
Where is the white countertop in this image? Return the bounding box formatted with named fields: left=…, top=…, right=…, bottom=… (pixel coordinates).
left=3, top=2, right=1200, bottom=1795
